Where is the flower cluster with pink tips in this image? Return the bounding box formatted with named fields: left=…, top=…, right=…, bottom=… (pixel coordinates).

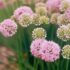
left=13, top=6, right=33, bottom=20
left=0, top=19, right=17, bottom=37
left=46, top=0, right=61, bottom=13
left=14, top=6, right=33, bottom=19
left=30, top=39, right=61, bottom=62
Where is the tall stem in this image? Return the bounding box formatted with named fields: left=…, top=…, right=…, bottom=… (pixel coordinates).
left=46, top=63, right=51, bottom=70
left=66, top=60, right=69, bottom=70
left=41, top=61, right=44, bottom=70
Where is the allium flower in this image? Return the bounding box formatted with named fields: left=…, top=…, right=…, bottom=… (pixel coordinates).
left=18, top=13, right=32, bottom=27
left=32, top=27, right=47, bottom=39
left=39, top=41, right=61, bottom=62
left=46, top=0, right=61, bottom=14
left=64, top=9, right=70, bottom=21
left=50, top=13, right=60, bottom=24
left=59, top=0, right=70, bottom=12
left=62, top=45, right=70, bottom=59
left=32, top=14, right=49, bottom=26
left=39, top=16, right=49, bottom=24
left=35, top=6, right=47, bottom=16
left=30, top=39, right=47, bottom=58
left=64, top=24, right=70, bottom=39
left=13, top=6, right=33, bottom=20
left=0, top=19, right=17, bottom=37
left=57, top=14, right=69, bottom=26
left=0, top=0, right=6, bottom=9
left=32, top=14, right=40, bottom=26
left=57, top=25, right=70, bottom=41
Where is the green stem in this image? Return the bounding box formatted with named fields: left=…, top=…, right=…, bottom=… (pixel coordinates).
left=15, top=28, right=24, bottom=70
left=57, top=63, right=59, bottom=70
left=41, top=61, right=44, bottom=70
left=23, top=28, right=29, bottom=52
left=51, top=63, right=55, bottom=70
left=34, top=58, right=40, bottom=70
left=46, top=63, right=51, bottom=70
left=55, top=61, right=59, bottom=70
left=66, top=60, right=69, bottom=70
left=34, top=58, right=37, bottom=70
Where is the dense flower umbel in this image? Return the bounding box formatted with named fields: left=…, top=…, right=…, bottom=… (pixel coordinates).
left=30, top=39, right=47, bottom=58
left=32, top=27, right=47, bottom=39
left=39, top=16, right=49, bottom=24
left=39, top=41, right=61, bottom=62
left=46, top=0, right=61, bottom=14
left=0, top=0, right=6, bottom=9
left=58, top=9, right=70, bottom=25
left=50, top=13, right=60, bottom=24
left=57, top=25, right=70, bottom=41
left=64, top=24, right=70, bottom=39
left=0, top=19, right=17, bottom=37
left=35, top=6, right=47, bottom=16
left=30, top=39, right=61, bottom=62
left=13, top=6, right=33, bottom=20
left=32, top=14, right=41, bottom=26
left=64, top=9, right=70, bottom=21
left=18, top=13, right=32, bottom=27
left=62, top=45, right=70, bottom=59
left=57, top=14, right=70, bottom=26
left=32, top=14, right=49, bottom=26
left=59, top=0, right=70, bottom=12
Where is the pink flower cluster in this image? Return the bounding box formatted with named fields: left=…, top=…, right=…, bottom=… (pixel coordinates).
left=64, top=9, right=70, bottom=20
left=46, top=0, right=61, bottom=13
left=0, top=19, right=17, bottom=37
left=30, top=39, right=61, bottom=62
left=13, top=6, right=33, bottom=20
left=0, top=0, right=5, bottom=9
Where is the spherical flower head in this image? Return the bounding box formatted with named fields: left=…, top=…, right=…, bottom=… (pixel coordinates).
left=57, top=25, right=70, bottom=41
left=39, top=41, right=61, bottom=62
left=57, top=14, right=69, bottom=26
left=35, top=6, right=47, bottom=16
left=39, top=16, right=49, bottom=24
left=30, top=39, right=47, bottom=58
left=0, top=0, right=6, bottom=9
left=35, top=2, right=46, bottom=7
left=32, top=27, right=47, bottom=39
left=13, top=6, right=33, bottom=20
left=64, top=24, right=70, bottom=39
left=46, top=0, right=61, bottom=14
left=50, top=13, right=60, bottom=24
left=62, top=45, right=70, bottom=59
left=18, top=13, right=32, bottom=27
left=59, top=0, right=70, bottom=12
left=64, top=9, right=70, bottom=22
left=32, top=14, right=41, bottom=26
left=0, top=19, right=17, bottom=37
